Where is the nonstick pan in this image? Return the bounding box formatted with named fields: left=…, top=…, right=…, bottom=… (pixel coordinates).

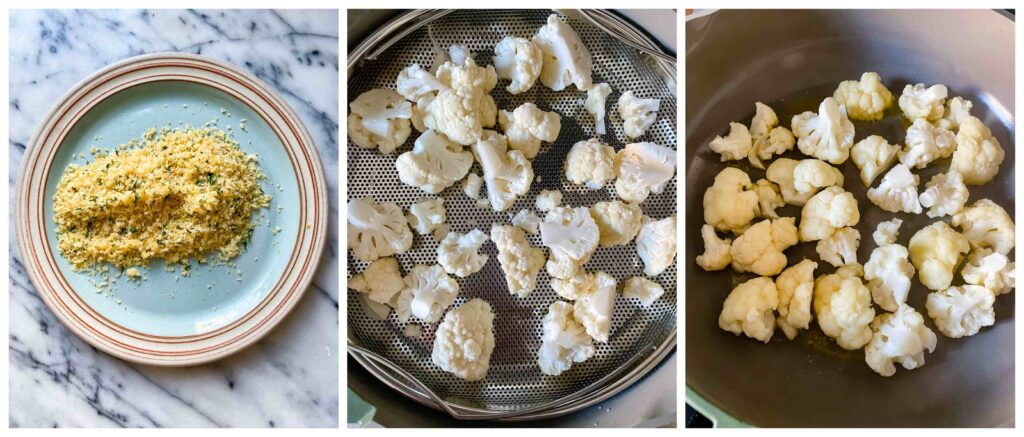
left=685, top=9, right=1014, bottom=427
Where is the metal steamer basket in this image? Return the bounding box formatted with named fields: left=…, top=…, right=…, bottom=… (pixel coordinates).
left=347, top=9, right=677, bottom=421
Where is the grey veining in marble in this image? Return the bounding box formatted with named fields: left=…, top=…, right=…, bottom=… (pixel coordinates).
left=9, top=9, right=339, bottom=428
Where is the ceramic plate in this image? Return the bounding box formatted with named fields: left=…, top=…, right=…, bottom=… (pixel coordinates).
left=15, top=53, right=328, bottom=366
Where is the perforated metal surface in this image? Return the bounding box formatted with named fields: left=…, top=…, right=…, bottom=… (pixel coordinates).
left=347, top=9, right=676, bottom=413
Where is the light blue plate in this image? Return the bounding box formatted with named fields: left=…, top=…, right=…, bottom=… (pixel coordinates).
left=44, top=81, right=301, bottom=337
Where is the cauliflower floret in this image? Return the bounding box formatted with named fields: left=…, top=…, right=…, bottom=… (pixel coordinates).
left=775, top=259, right=817, bottom=339
left=498, top=102, right=561, bottom=159
left=867, top=164, right=922, bottom=214
left=814, top=265, right=875, bottom=350
left=571, top=271, right=617, bottom=342
left=463, top=173, right=483, bottom=200
left=729, top=218, right=799, bottom=276
left=637, top=215, right=678, bottom=277
left=749, top=126, right=795, bottom=170
left=623, top=276, right=664, bottom=308
left=425, top=85, right=495, bottom=146
left=590, top=200, right=643, bottom=246
left=541, top=207, right=600, bottom=279
left=898, top=83, right=948, bottom=122
left=748, top=101, right=778, bottom=138
left=792, top=159, right=844, bottom=194
left=348, top=89, right=413, bottom=154
left=703, top=167, right=758, bottom=234
left=864, top=244, right=915, bottom=312
left=873, top=218, right=903, bottom=246
left=696, top=224, right=732, bottom=271
left=349, top=257, right=405, bottom=306
left=952, top=198, right=1015, bottom=255
left=752, top=179, right=784, bottom=219
left=833, top=72, right=894, bottom=121
left=511, top=209, right=541, bottom=235
left=399, top=264, right=459, bottom=323
left=533, top=14, right=593, bottom=91
left=708, top=122, right=752, bottom=161
left=435, top=57, right=498, bottom=92
left=926, top=285, right=995, bottom=338
left=446, top=45, right=473, bottom=66
left=816, top=227, right=860, bottom=268
left=492, top=36, right=542, bottom=94
left=585, top=83, right=612, bottom=135
left=865, top=304, right=937, bottom=377
left=396, top=64, right=448, bottom=103
left=919, top=171, right=968, bottom=218
left=550, top=269, right=596, bottom=300
left=909, top=221, right=970, bottom=291
left=618, top=91, right=661, bottom=138
left=535, top=189, right=562, bottom=212
left=719, top=277, right=778, bottom=343
left=538, top=301, right=595, bottom=376
left=766, top=158, right=814, bottom=206
left=934, top=96, right=973, bottom=132
left=348, top=197, right=414, bottom=262
left=565, top=138, right=616, bottom=189
left=471, top=130, right=534, bottom=212
left=791, top=97, right=855, bottom=165
left=395, top=129, right=474, bottom=194
left=614, top=142, right=677, bottom=203
left=799, top=186, right=860, bottom=242
left=436, top=229, right=489, bottom=278
left=431, top=298, right=495, bottom=381
left=898, top=118, right=956, bottom=169
left=850, top=135, right=899, bottom=186
left=406, top=197, right=446, bottom=235
left=961, top=248, right=1016, bottom=295
left=951, top=116, right=1005, bottom=185
left=491, top=225, right=546, bottom=297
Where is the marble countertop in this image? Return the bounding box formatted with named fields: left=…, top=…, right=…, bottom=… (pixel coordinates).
left=8, top=9, right=339, bottom=428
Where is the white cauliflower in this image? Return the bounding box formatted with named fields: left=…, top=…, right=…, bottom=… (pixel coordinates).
left=425, top=85, right=495, bottom=146
left=590, top=200, right=643, bottom=247
left=696, top=224, right=732, bottom=272
left=766, top=158, right=814, bottom=206
left=618, top=91, right=661, bottom=138
left=432, top=298, right=495, bottom=381
left=498, top=102, right=561, bottom=159
left=537, top=301, right=595, bottom=376
left=406, top=197, right=446, bottom=235
left=799, top=186, right=860, bottom=242
left=491, top=224, right=546, bottom=297
left=637, top=215, right=678, bottom=277
left=435, top=57, right=497, bottom=92
left=550, top=269, right=597, bottom=300
left=752, top=179, right=784, bottom=219
left=436, top=229, right=489, bottom=278
left=729, top=218, right=799, bottom=276
left=832, top=72, right=894, bottom=121
left=814, top=265, right=875, bottom=350
left=535, top=189, right=563, bottom=212
left=864, top=244, right=915, bottom=312
left=511, top=209, right=541, bottom=235
left=749, top=126, right=795, bottom=170
left=349, top=257, right=405, bottom=306
left=719, top=277, right=778, bottom=343
left=348, top=89, right=413, bottom=154
left=961, top=248, right=1015, bottom=295
left=816, top=227, right=860, bottom=268
left=565, top=138, right=616, bottom=189
left=709, top=122, right=752, bottom=161
left=541, top=206, right=600, bottom=279
left=873, top=218, right=903, bottom=246
left=400, top=264, right=459, bottom=323
left=919, top=171, right=968, bottom=218
left=572, top=271, right=617, bottom=342
left=492, top=36, right=543, bottom=94
left=532, top=14, right=593, bottom=91
left=866, top=164, right=922, bottom=214
left=447, top=45, right=473, bottom=65
left=899, top=118, right=956, bottom=169
left=623, top=276, right=665, bottom=308
left=934, top=96, right=973, bottom=132
left=463, top=173, right=483, bottom=200
left=703, top=167, right=758, bottom=234
left=791, top=97, right=855, bottom=165
left=926, top=285, right=995, bottom=338
left=951, top=116, right=1005, bottom=185
left=749, top=101, right=778, bottom=139
left=614, top=142, right=677, bottom=203
left=850, top=135, right=899, bottom=186
left=395, top=129, right=474, bottom=194
left=898, top=83, right=948, bottom=122
left=865, top=304, right=937, bottom=377
left=953, top=198, right=1015, bottom=255
left=908, top=221, right=970, bottom=291
left=348, top=197, right=414, bottom=262
left=396, top=63, right=448, bottom=103
left=585, top=83, right=612, bottom=135
left=471, top=130, right=533, bottom=212
left=775, top=259, right=817, bottom=339
left=792, top=159, right=844, bottom=194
